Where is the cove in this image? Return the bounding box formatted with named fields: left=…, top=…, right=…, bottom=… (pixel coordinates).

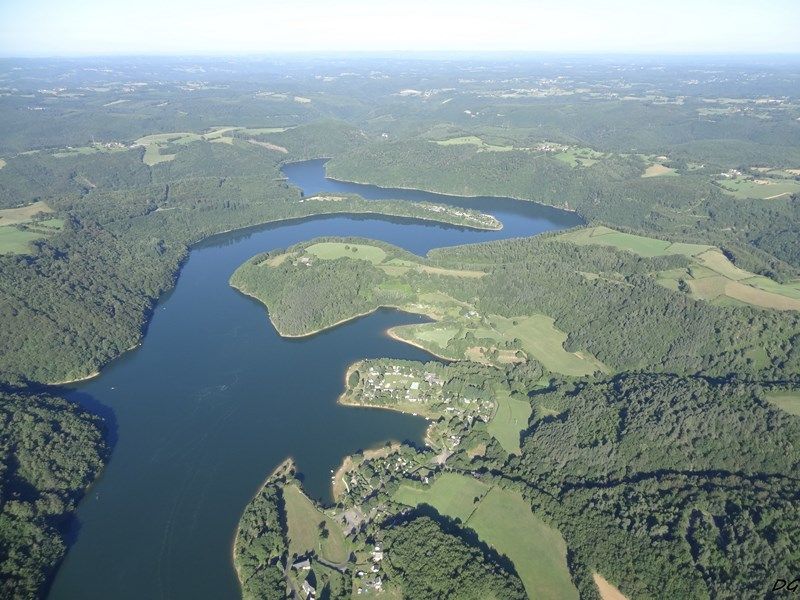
left=47, top=160, right=582, bottom=600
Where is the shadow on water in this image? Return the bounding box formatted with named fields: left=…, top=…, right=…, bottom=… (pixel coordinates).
left=47, top=160, right=582, bottom=600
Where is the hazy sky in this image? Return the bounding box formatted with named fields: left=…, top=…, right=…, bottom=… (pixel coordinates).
left=1, top=0, right=799, bottom=56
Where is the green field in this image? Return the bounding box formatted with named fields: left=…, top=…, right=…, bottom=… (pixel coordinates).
left=556, top=225, right=709, bottom=257
left=393, top=474, right=578, bottom=600
left=553, top=146, right=604, bottom=167
left=642, top=163, right=678, bottom=178
left=717, top=176, right=800, bottom=200
left=306, top=241, right=388, bottom=264
left=414, top=326, right=459, bottom=349
left=559, top=226, right=800, bottom=310
left=486, top=388, right=531, bottom=454
left=0, top=201, right=61, bottom=254
left=433, top=136, right=514, bottom=152
left=765, top=391, right=800, bottom=416
left=0, top=227, right=48, bottom=254
left=283, top=484, right=349, bottom=564
left=393, top=473, right=491, bottom=521
left=491, top=314, right=608, bottom=376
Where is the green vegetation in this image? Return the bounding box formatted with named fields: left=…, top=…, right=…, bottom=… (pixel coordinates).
left=512, top=374, right=800, bottom=599
left=0, top=201, right=62, bottom=254
left=0, top=387, right=107, bottom=598
left=234, top=460, right=352, bottom=600
left=393, top=474, right=577, bottom=600
left=485, top=388, right=530, bottom=454
left=232, top=235, right=800, bottom=379
left=382, top=515, right=527, bottom=600
left=283, top=483, right=349, bottom=564
left=558, top=226, right=800, bottom=310
left=765, top=389, right=800, bottom=416
left=4, top=57, right=800, bottom=599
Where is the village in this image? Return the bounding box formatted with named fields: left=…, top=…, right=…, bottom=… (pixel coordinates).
left=345, top=360, right=496, bottom=429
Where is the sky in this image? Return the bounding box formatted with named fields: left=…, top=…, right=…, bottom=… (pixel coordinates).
left=1, top=0, right=799, bottom=57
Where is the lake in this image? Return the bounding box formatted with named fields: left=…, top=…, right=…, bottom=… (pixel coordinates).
left=47, top=159, right=582, bottom=599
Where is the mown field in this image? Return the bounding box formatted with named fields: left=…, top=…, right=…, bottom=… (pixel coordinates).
left=486, top=388, right=531, bottom=454
left=766, top=390, right=800, bottom=416
left=716, top=175, right=800, bottom=200
left=557, top=226, right=800, bottom=310
left=0, top=201, right=63, bottom=254
left=283, top=484, right=349, bottom=564
left=393, top=473, right=578, bottom=600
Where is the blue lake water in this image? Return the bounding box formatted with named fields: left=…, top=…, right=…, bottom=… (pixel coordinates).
left=47, top=160, right=582, bottom=600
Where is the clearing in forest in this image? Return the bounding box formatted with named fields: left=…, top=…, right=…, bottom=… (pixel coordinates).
left=765, top=391, right=800, bottom=416
left=642, top=163, right=677, bottom=177
left=593, top=574, right=629, bottom=600
left=0, top=202, right=62, bottom=254
left=306, top=241, right=388, bottom=264
left=433, top=135, right=514, bottom=152
left=559, top=226, right=800, bottom=310
left=486, top=387, right=531, bottom=454
left=283, top=484, right=349, bottom=564
left=490, top=314, right=608, bottom=376
left=393, top=473, right=578, bottom=600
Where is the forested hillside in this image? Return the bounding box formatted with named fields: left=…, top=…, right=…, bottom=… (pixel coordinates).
left=0, top=388, right=107, bottom=597
left=231, top=235, right=800, bottom=379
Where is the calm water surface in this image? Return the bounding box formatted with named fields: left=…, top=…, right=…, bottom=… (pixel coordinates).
left=48, top=160, right=581, bottom=600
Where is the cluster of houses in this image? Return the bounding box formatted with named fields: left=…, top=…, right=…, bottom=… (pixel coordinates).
left=416, top=203, right=497, bottom=227
left=355, top=545, right=385, bottom=595
left=357, top=363, right=494, bottom=425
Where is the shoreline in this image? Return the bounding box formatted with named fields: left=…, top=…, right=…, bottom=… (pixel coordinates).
left=231, top=457, right=297, bottom=584
left=46, top=200, right=500, bottom=388
left=384, top=327, right=455, bottom=362
left=323, top=171, right=581, bottom=215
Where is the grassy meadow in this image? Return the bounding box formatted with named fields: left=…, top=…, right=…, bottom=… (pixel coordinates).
left=283, top=484, right=349, bottom=564
left=486, top=388, right=531, bottom=454
left=393, top=473, right=578, bottom=600
left=558, top=226, right=800, bottom=310
left=0, top=202, right=62, bottom=254
left=717, top=175, right=800, bottom=200
left=765, top=391, right=800, bottom=416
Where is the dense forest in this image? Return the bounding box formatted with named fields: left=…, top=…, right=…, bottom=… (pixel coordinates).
left=0, top=387, right=107, bottom=598
left=381, top=514, right=527, bottom=600
left=507, top=374, right=800, bottom=599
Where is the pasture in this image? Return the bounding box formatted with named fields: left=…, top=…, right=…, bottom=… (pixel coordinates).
left=491, top=314, right=608, bottom=376
left=0, top=201, right=53, bottom=226
left=393, top=474, right=578, bottom=600
left=433, top=136, right=514, bottom=152
left=486, top=388, right=531, bottom=454
left=560, top=226, right=800, bottom=310
left=305, top=241, right=387, bottom=264
left=717, top=176, right=800, bottom=200
left=642, top=163, right=677, bottom=178
left=0, top=227, right=47, bottom=254
left=0, top=202, right=61, bottom=254
left=553, top=146, right=604, bottom=167
left=765, top=391, right=800, bottom=416
left=283, top=484, right=349, bottom=564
